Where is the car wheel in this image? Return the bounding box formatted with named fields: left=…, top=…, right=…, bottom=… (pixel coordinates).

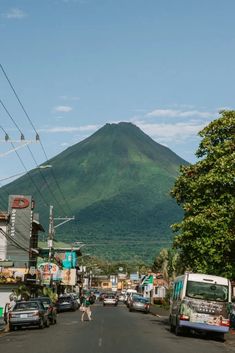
left=52, top=316, right=57, bottom=325
left=39, top=319, right=44, bottom=329
left=175, top=322, right=182, bottom=336
left=46, top=318, right=50, bottom=328
left=129, top=308, right=133, bottom=312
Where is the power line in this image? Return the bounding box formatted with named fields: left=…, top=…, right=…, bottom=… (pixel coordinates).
left=0, top=63, right=73, bottom=215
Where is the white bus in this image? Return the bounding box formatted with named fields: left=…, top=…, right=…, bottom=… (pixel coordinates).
left=169, top=273, right=231, bottom=339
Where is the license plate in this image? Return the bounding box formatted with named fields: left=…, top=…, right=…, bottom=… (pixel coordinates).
left=20, top=314, right=28, bottom=318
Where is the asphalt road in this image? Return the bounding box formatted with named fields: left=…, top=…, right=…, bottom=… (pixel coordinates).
left=0, top=303, right=234, bottom=353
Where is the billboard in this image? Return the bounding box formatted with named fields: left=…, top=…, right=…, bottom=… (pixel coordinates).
left=0, top=267, right=29, bottom=284
left=61, top=269, right=76, bottom=286
left=37, top=262, right=62, bottom=284
left=7, top=195, right=34, bottom=267
left=130, top=273, right=139, bottom=281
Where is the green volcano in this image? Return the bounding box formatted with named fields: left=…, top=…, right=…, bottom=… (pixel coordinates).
left=1, top=122, right=188, bottom=263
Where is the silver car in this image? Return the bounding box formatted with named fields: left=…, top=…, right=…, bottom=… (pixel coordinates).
left=8, top=300, right=50, bottom=330
left=129, top=295, right=150, bottom=313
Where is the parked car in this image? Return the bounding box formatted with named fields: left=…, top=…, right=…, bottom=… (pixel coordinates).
left=93, top=290, right=101, bottom=299
left=129, top=295, right=150, bottom=313
left=69, top=293, right=81, bottom=307
left=99, top=292, right=108, bottom=302
left=103, top=294, right=118, bottom=306
left=124, top=289, right=138, bottom=305
left=8, top=300, right=50, bottom=330
left=126, top=292, right=142, bottom=307
left=56, top=294, right=79, bottom=312
left=118, top=293, right=125, bottom=302
left=34, top=297, right=57, bottom=324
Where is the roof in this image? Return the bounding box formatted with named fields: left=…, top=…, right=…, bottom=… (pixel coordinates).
left=32, top=220, right=45, bottom=232
left=38, top=241, right=82, bottom=256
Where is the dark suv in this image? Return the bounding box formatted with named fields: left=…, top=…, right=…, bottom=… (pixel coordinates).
left=56, top=294, right=79, bottom=312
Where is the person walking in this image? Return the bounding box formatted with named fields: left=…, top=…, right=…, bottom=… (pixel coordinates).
left=80, top=293, right=92, bottom=322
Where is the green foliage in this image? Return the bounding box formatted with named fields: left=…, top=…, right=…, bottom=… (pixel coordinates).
left=171, top=111, right=235, bottom=278
left=40, top=287, right=58, bottom=303
left=152, top=248, right=183, bottom=280
left=13, top=284, right=31, bottom=300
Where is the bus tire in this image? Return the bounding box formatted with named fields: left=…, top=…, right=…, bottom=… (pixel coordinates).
left=175, top=322, right=182, bottom=336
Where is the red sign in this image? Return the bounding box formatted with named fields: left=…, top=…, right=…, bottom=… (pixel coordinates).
left=12, top=197, right=30, bottom=209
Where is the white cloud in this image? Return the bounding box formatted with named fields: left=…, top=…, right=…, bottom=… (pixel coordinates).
left=54, top=106, right=73, bottom=113
left=39, top=124, right=100, bottom=133
left=3, top=8, right=27, bottom=19
left=133, top=120, right=209, bottom=144
left=147, top=109, right=214, bottom=119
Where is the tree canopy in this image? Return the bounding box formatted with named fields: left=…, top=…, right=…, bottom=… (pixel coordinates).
left=171, top=110, right=235, bottom=278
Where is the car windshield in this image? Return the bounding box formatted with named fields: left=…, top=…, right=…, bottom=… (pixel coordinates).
left=186, top=281, right=228, bottom=302
left=134, top=297, right=149, bottom=303
left=59, top=297, right=72, bottom=302
left=14, top=302, right=39, bottom=311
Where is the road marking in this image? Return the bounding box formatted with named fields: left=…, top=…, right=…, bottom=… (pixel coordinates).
left=98, top=338, right=102, bottom=347
left=63, top=321, right=79, bottom=325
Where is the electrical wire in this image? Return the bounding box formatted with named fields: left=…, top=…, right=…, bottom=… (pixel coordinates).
left=0, top=125, right=50, bottom=209
left=0, top=63, right=73, bottom=215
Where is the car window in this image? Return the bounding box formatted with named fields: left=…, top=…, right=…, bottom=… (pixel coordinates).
left=59, top=296, right=72, bottom=302
left=14, top=302, right=39, bottom=311
left=42, top=300, right=50, bottom=308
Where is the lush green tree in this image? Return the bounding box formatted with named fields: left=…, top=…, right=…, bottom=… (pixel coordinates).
left=152, top=248, right=183, bottom=281
left=171, top=111, right=235, bottom=278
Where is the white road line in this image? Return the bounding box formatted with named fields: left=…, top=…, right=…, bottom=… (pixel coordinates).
left=98, top=338, right=102, bottom=347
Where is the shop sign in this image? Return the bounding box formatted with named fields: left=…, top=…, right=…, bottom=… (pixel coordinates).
left=37, top=262, right=61, bottom=281
left=61, top=269, right=76, bottom=286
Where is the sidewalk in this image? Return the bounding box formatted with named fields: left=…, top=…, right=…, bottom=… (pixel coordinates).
left=149, top=304, right=169, bottom=317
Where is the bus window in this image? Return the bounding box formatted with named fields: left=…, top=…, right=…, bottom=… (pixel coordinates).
left=186, top=281, right=228, bottom=302
left=173, top=281, right=183, bottom=300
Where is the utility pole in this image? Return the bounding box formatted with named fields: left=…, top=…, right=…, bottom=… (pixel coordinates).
left=54, top=216, right=75, bottom=229
left=48, top=205, right=54, bottom=262
left=47, top=207, right=75, bottom=262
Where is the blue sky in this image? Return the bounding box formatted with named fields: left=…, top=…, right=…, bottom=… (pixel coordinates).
left=0, top=0, right=235, bottom=184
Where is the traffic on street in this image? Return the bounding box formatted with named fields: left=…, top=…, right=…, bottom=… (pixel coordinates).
left=1, top=299, right=235, bottom=353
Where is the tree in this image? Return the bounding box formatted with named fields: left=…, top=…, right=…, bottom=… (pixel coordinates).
left=171, top=111, right=235, bottom=278
left=152, top=248, right=183, bottom=281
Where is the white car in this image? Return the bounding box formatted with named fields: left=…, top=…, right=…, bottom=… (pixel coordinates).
left=118, top=294, right=125, bottom=302
left=103, top=294, right=118, bottom=306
